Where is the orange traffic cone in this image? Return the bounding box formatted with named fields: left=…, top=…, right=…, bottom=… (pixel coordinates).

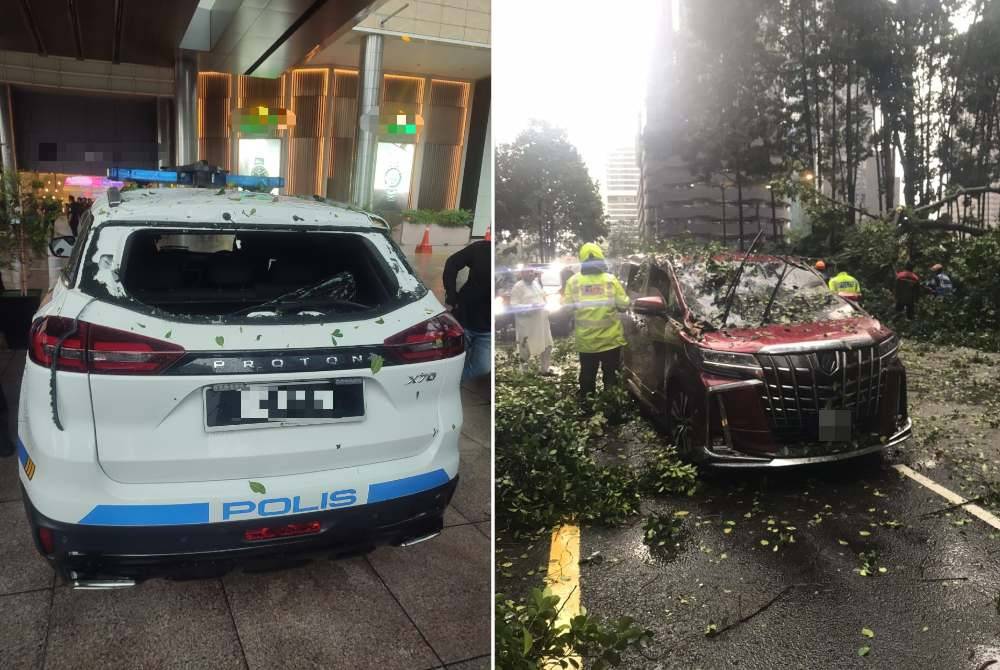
left=484, top=227, right=491, bottom=241
left=415, top=226, right=433, bottom=254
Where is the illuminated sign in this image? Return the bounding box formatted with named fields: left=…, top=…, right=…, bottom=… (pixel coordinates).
left=237, top=106, right=295, bottom=136
left=382, top=113, right=422, bottom=136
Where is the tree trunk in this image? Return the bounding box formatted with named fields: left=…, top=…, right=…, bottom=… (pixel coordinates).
left=882, top=112, right=895, bottom=211
left=798, top=0, right=815, bottom=170
left=737, top=171, right=746, bottom=252
left=721, top=185, right=728, bottom=246
left=872, top=99, right=884, bottom=214
left=831, top=62, right=839, bottom=202
left=845, top=63, right=855, bottom=225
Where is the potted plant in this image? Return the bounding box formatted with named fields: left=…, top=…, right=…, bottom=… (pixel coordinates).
left=399, top=208, right=473, bottom=247
left=0, top=171, right=60, bottom=348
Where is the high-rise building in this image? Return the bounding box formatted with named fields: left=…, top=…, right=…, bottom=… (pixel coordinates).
left=638, top=0, right=788, bottom=247
left=605, top=146, right=640, bottom=237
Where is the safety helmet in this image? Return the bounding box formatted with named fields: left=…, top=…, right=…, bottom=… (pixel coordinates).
left=815, top=260, right=826, bottom=271
left=931, top=263, right=944, bottom=272
left=579, top=242, right=605, bottom=262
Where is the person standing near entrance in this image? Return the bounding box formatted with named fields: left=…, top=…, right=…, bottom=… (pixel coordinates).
left=509, top=267, right=553, bottom=374
left=67, top=196, right=81, bottom=237
left=443, top=238, right=491, bottom=381
left=563, top=242, right=629, bottom=398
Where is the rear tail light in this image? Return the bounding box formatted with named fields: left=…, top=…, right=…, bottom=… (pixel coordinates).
left=383, top=313, right=465, bottom=363
left=244, top=521, right=322, bottom=542
left=37, top=527, right=55, bottom=554
left=29, top=316, right=184, bottom=375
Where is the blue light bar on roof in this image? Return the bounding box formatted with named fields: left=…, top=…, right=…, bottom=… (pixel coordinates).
left=226, top=174, right=285, bottom=189
left=106, top=167, right=284, bottom=189
left=107, top=167, right=179, bottom=183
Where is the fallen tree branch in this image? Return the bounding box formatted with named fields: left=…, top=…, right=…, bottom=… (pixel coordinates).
left=902, top=219, right=989, bottom=236
left=913, top=185, right=1000, bottom=215
left=918, top=576, right=969, bottom=582
left=919, top=496, right=986, bottom=518
left=709, top=585, right=794, bottom=638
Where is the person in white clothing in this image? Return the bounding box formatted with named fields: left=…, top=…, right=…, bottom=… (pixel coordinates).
left=509, top=267, right=554, bottom=374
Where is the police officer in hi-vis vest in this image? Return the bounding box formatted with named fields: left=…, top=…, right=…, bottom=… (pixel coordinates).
left=563, top=243, right=630, bottom=398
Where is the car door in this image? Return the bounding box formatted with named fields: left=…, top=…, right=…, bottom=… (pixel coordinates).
left=620, top=260, right=644, bottom=384
left=624, top=261, right=659, bottom=397
left=647, top=263, right=686, bottom=405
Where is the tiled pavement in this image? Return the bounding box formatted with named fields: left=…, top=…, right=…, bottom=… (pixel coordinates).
left=0, top=350, right=492, bottom=670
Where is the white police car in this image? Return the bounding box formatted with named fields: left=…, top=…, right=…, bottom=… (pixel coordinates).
left=18, top=166, right=463, bottom=586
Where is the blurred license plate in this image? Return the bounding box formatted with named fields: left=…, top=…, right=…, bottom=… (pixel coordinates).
left=818, top=409, right=852, bottom=442
left=204, top=379, right=365, bottom=431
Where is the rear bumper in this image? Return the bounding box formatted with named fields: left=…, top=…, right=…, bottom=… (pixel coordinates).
left=21, top=477, right=457, bottom=581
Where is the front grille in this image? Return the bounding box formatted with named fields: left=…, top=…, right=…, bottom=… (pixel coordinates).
left=756, top=345, right=889, bottom=442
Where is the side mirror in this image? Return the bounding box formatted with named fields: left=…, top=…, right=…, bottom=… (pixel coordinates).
left=49, top=236, right=76, bottom=258
left=633, top=295, right=666, bottom=315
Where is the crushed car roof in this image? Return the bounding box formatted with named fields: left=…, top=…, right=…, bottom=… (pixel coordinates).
left=89, top=188, right=378, bottom=229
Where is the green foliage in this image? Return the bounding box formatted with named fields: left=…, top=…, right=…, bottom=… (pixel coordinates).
left=642, top=513, right=686, bottom=551
left=496, top=121, right=608, bottom=262
left=832, top=218, right=1000, bottom=350
left=401, top=208, right=473, bottom=228
left=495, top=353, right=642, bottom=537
left=495, top=588, right=651, bottom=669
left=640, top=446, right=700, bottom=497
left=0, top=171, right=60, bottom=277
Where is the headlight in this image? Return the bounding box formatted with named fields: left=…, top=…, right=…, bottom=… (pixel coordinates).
left=686, top=344, right=762, bottom=378
left=494, top=296, right=506, bottom=315
left=545, top=293, right=562, bottom=312
left=878, top=335, right=899, bottom=360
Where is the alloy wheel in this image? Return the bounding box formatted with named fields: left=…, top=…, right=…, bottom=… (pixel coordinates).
left=669, top=389, right=694, bottom=457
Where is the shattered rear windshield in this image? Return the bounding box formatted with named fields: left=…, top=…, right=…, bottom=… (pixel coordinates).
left=675, top=259, right=856, bottom=328
left=80, top=225, right=427, bottom=321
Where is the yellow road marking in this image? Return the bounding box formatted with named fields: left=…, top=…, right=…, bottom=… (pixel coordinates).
left=894, top=464, right=1000, bottom=531
left=545, top=524, right=581, bottom=667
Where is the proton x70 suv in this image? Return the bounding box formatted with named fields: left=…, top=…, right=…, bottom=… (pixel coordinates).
left=18, top=183, right=463, bottom=585
left=617, top=251, right=910, bottom=467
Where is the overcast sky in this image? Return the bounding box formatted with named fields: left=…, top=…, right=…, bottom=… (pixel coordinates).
left=492, top=0, right=659, bottom=189
left=492, top=2, right=977, bottom=189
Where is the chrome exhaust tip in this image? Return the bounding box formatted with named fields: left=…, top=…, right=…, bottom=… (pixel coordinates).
left=399, top=531, right=440, bottom=547
left=71, top=578, right=136, bottom=590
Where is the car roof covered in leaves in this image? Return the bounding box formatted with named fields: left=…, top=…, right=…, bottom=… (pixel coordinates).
left=87, top=188, right=379, bottom=229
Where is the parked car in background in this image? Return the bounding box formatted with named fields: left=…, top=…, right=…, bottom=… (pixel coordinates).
left=617, top=253, right=911, bottom=467
left=494, top=261, right=574, bottom=341
left=19, top=175, right=463, bottom=586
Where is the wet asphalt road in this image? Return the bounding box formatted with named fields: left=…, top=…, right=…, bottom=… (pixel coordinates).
left=494, top=341, right=1000, bottom=669
left=580, top=457, right=1000, bottom=669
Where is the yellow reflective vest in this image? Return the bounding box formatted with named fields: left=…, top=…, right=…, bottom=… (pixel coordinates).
left=828, top=271, right=861, bottom=295
left=564, top=271, right=629, bottom=354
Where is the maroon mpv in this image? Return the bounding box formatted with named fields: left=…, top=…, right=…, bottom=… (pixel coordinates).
left=617, top=253, right=911, bottom=467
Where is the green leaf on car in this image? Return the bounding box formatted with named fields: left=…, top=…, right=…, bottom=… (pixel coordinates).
left=215, top=336, right=225, bottom=347
left=370, top=354, right=384, bottom=374
left=249, top=481, right=266, bottom=494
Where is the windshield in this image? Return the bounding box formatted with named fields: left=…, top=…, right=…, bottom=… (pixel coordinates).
left=675, top=259, right=856, bottom=328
